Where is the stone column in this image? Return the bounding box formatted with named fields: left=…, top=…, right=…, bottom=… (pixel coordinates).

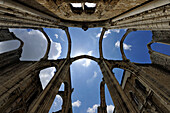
left=61, top=69, right=73, bottom=113
left=98, top=60, right=137, bottom=113
left=98, top=79, right=107, bottom=113
left=28, top=60, right=70, bottom=113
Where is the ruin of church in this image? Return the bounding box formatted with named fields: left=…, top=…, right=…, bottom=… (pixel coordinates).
left=0, top=0, right=170, bottom=113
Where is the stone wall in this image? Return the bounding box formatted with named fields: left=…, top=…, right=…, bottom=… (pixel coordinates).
left=0, top=29, right=43, bottom=113
left=152, top=31, right=170, bottom=44
left=150, top=51, right=170, bottom=71
left=122, top=69, right=170, bottom=113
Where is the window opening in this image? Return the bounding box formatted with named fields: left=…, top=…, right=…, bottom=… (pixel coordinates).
left=85, top=2, right=96, bottom=8
left=70, top=3, right=82, bottom=8
left=39, top=67, right=56, bottom=89
left=70, top=3, right=83, bottom=14
left=135, top=79, right=146, bottom=93
left=129, top=92, right=139, bottom=106
left=151, top=43, right=170, bottom=55
left=49, top=95, right=63, bottom=113
left=84, top=2, right=96, bottom=14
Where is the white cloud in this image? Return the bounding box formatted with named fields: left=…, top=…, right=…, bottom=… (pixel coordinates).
left=111, top=29, right=120, bottom=33
left=49, top=42, right=62, bottom=60
left=59, top=30, right=66, bottom=42
left=39, top=67, right=56, bottom=89
left=104, top=30, right=111, bottom=38
left=54, top=34, right=58, bottom=39
left=82, top=59, right=91, bottom=67
left=87, top=51, right=93, bottom=55
left=56, top=95, right=63, bottom=104
left=60, top=36, right=65, bottom=42
left=82, top=51, right=93, bottom=67
left=72, top=100, right=81, bottom=107
left=115, top=40, right=132, bottom=50
left=87, top=104, right=115, bottom=113
left=87, top=104, right=99, bottom=113
left=87, top=71, right=98, bottom=83
left=96, top=29, right=120, bottom=39
left=96, top=33, right=101, bottom=38
left=115, top=41, right=120, bottom=48
left=96, top=29, right=111, bottom=39
left=93, top=71, right=97, bottom=78
left=107, top=105, right=115, bottom=113
left=9, top=29, right=62, bottom=60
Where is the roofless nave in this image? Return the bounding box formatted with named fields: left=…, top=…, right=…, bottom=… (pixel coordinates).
left=0, top=0, right=170, bottom=113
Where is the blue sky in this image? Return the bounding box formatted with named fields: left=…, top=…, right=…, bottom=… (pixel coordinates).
left=0, top=27, right=169, bottom=113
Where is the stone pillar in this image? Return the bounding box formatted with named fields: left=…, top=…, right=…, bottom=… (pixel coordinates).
left=98, top=79, right=107, bottom=113
left=61, top=69, right=73, bottom=113
left=28, top=60, right=70, bottom=113
left=98, top=60, right=137, bottom=113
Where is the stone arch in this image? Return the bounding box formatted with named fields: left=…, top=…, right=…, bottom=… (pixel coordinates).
left=64, top=27, right=71, bottom=59
left=109, top=61, right=139, bottom=75
left=71, top=55, right=99, bottom=63
left=99, top=28, right=107, bottom=58
left=120, top=29, right=136, bottom=61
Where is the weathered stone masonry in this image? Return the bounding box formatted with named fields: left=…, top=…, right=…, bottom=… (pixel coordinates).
left=0, top=0, right=170, bottom=113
